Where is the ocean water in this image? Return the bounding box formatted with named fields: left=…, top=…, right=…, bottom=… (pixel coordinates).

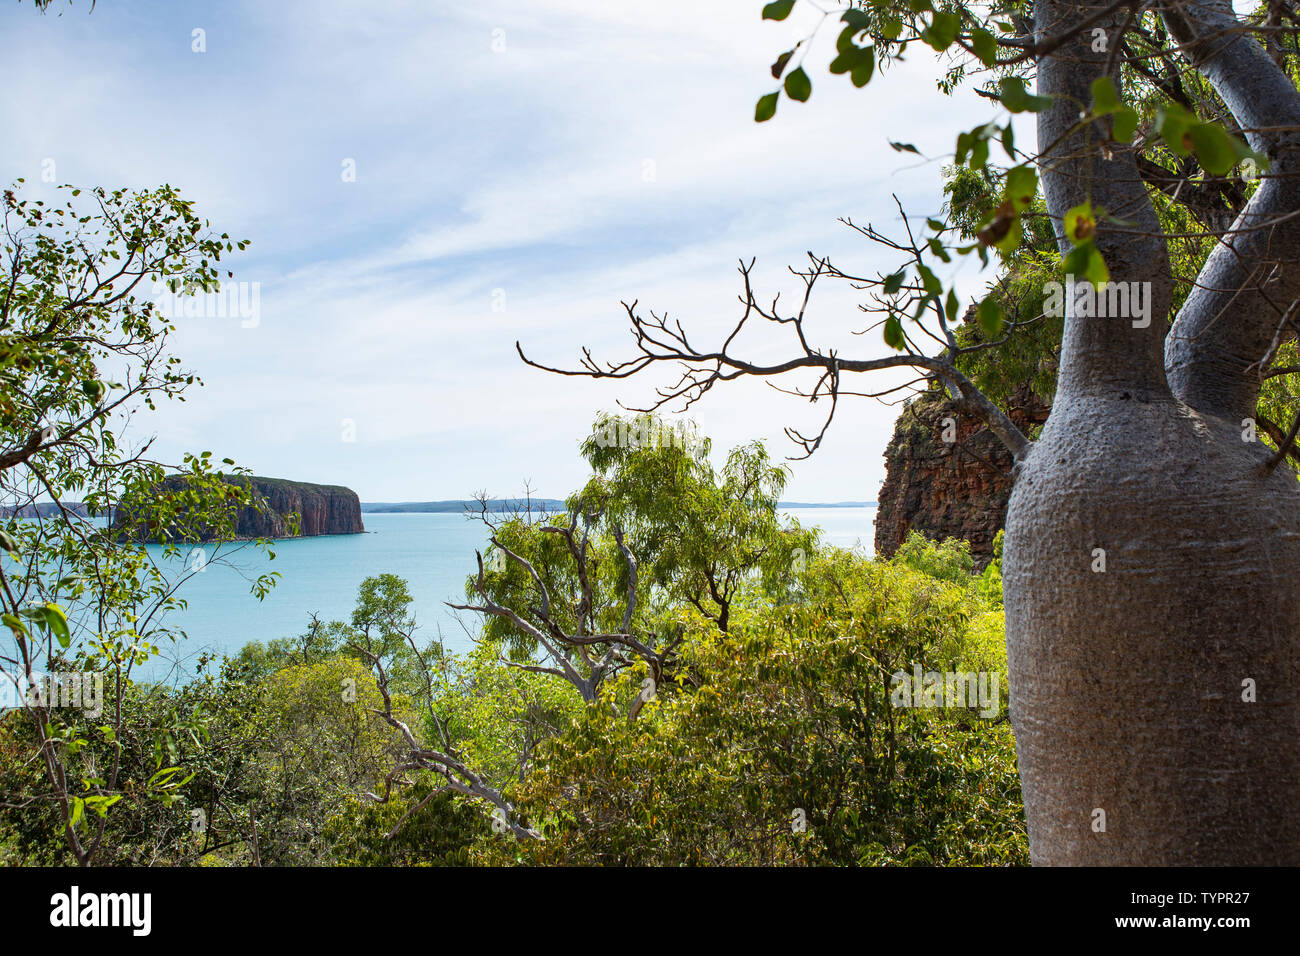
left=130, top=507, right=876, bottom=681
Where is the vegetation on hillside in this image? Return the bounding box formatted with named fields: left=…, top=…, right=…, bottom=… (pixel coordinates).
left=1, top=416, right=1025, bottom=865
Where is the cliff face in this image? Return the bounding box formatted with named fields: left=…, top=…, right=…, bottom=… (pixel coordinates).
left=233, top=477, right=365, bottom=538
left=874, top=388, right=1049, bottom=568
left=118, top=476, right=364, bottom=541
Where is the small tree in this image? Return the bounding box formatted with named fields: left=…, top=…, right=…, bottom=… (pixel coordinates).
left=453, top=416, right=817, bottom=705
left=0, top=181, right=276, bottom=865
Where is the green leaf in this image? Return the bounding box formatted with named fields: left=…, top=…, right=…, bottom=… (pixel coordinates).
left=771, top=49, right=794, bottom=79
left=971, top=29, right=997, bottom=67
left=85, top=794, right=122, bottom=817
left=1000, top=123, right=1015, bottom=159
left=1112, top=106, right=1139, bottom=143
left=1064, top=240, right=1110, bottom=287
left=944, top=288, right=960, bottom=322
left=1064, top=201, right=1096, bottom=243
left=916, top=263, right=943, bottom=296
left=841, top=8, right=870, bottom=30
left=955, top=130, right=971, bottom=164
left=849, top=46, right=875, bottom=87
left=830, top=43, right=873, bottom=78
left=922, top=11, right=960, bottom=50
left=0, top=529, right=17, bottom=555
left=1156, top=104, right=1196, bottom=156
left=1005, top=165, right=1038, bottom=211
left=755, top=92, right=779, bottom=123
left=44, top=603, right=71, bottom=649
left=883, top=271, right=906, bottom=294
left=883, top=315, right=905, bottom=350
left=999, top=77, right=1053, bottom=114
left=1186, top=123, right=1239, bottom=176
left=1090, top=76, right=1121, bottom=116
left=977, top=297, right=1003, bottom=338
left=784, top=67, right=812, bottom=102
left=148, top=766, right=183, bottom=788
left=762, top=0, right=796, bottom=20
left=889, top=141, right=921, bottom=154
left=995, top=216, right=1022, bottom=253
left=1084, top=245, right=1109, bottom=286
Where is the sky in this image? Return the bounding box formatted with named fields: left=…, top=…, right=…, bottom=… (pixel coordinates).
left=1, top=0, right=1004, bottom=502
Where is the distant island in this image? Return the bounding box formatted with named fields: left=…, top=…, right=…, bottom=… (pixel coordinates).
left=361, top=499, right=876, bottom=513
left=116, top=476, right=365, bottom=541
left=1, top=501, right=93, bottom=519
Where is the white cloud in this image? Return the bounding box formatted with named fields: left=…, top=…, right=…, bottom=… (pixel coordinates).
left=1, top=0, right=1003, bottom=502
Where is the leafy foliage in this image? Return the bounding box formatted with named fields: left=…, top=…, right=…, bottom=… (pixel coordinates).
left=512, top=547, right=1024, bottom=865
left=0, top=181, right=282, bottom=864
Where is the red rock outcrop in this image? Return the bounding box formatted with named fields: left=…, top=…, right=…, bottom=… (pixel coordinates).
left=233, top=477, right=364, bottom=538
left=874, top=387, right=1049, bottom=567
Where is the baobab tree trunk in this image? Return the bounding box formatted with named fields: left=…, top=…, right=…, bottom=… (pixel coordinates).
left=1003, top=0, right=1300, bottom=864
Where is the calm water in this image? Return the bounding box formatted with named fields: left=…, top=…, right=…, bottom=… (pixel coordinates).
left=131, top=507, right=875, bottom=680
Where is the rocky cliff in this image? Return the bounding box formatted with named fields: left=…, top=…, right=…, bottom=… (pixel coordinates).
left=117, top=475, right=364, bottom=541
left=874, top=387, right=1049, bottom=568
left=233, top=477, right=365, bottom=538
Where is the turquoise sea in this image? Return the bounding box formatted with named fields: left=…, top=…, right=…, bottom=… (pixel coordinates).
left=131, top=507, right=876, bottom=681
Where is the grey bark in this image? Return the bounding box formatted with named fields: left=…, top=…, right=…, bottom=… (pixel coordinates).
left=1162, top=0, right=1300, bottom=418
left=1004, top=0, right=1300, bottom=864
